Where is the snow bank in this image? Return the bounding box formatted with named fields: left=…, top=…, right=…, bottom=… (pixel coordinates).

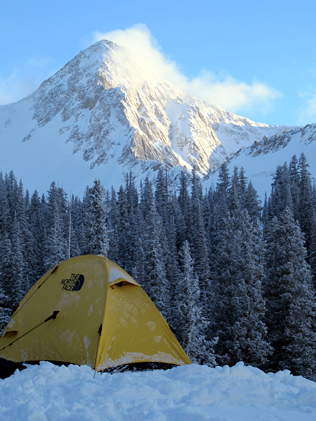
left=1, top=361, right=316, bottom=420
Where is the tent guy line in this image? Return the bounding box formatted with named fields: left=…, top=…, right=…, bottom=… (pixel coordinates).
left=9, top=266, right=59, bottom=321
left=0, top=310, right=59, bottom=353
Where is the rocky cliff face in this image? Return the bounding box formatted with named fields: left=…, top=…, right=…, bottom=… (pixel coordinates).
left=0, top=40, right=291, bottom=194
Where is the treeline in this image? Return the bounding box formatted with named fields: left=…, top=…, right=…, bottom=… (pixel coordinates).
left=1, top=153, right=316, bottom=380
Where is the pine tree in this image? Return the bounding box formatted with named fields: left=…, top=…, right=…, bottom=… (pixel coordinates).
left=10, top=214, right=25, bottom=307
left=270, top=163, right=292, bottom=218
left=217, top=162, right=230, bottom=198
left=44, top=182, right=67, bottom=270
left=204, top=187, right=218, bottom=265
left=28, top=190, right=46, bottom=280
left=211, top=212, right=238, bottom=364
left=0, top=173, right=9, bottom=253
left=289, top=155, right=300, bottom=220
left=264, top=207, right=316, bottom=380
left=16, top=180, right=34, bottom=289
left=116, top=185, right=129, bottom=268
left=133, top=236, right=145, bottom=286
left=0, top=234, right=13, bottom=331
left=298, top=153, right=313, bottom=254
left=214, top=163, right=230, bottom=234
left=69, top=195, right=84, bottom=257
left=212, top=210, right=271, bottom=367
left=262, top=193, right=269, bottom=235
left=0, top=231, right=24, bottom=311
left=309, top=209, right=316, bottom=287
left=229, top=212, right=271, bottom=367
left=4, top=171, right=19, bottom=238
left=84, top=179, right=109, bottom=256
left=124, top=172, right=139, bottom=275
left=0, top=277, right=11, bottom=335
left=178, top=171, right=190, bottom=240
left=155, top=167, right=169, bottom=224
left=243, top=181, right=261, bottom=220
left=189, top=170, right=210, bottom=307
left=228, top=166, right=241, bottom=214
left=107, top=186, right=119, bottom=263
left=176, top=241, right=216, bottom=365
left=142, top=183, right=169, bottom=320
left=239, top=167, right=248, bottom=207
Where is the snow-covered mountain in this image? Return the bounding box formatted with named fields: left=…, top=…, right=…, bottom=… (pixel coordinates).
left=0, top=40, right=288, bottom=195
left=204, top=123, right=316, bottom=197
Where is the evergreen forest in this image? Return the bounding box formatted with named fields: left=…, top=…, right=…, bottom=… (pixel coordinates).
left=1, top=153, right=316, bottom=380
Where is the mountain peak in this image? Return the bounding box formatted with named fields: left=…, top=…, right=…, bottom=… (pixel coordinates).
left=0, top=40, right=290, bottom=195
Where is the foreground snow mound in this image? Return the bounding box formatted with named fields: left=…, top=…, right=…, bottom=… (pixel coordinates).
left=1, top=362, right=316, bottom=421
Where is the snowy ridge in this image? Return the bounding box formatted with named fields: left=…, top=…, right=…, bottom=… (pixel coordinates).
left=211, top=123, right=316, bottom=197
left=1, top=362, right=316, bottom=420
left=0, top=40, right=287, bottom=195
left=247, top=123, right=316, bottom=156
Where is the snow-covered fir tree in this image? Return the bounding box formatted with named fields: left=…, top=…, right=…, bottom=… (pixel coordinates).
left=212, top=210, right=271, bottom=368
left=83, top=179, right=109, bottom=256
left=228, top=211, right=271, bottom=368
left=189, top=170, right=210, bottom=307
left=176, top=240, right=216, bottom=365
left=44, top=182, right=68, bottom=270
left=298, top=153, right=313, bottom=255
left=142, top=179, right=169, bottom=321
left=0, top=155, right=316, bottom=379
left=264, top=207, right=316, bottom=380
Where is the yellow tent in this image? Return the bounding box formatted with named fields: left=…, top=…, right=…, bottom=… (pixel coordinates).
left=0, top=255, right=190, bottom=371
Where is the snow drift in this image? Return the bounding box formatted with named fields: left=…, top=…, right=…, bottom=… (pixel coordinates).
left=1, top=361, right=316, bottom=420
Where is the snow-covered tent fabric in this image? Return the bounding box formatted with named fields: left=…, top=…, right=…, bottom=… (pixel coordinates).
left=0, top=255, right=191, bottom=370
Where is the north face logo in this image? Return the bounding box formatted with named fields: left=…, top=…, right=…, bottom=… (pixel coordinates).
left=61, top=274, right=84, bottom=291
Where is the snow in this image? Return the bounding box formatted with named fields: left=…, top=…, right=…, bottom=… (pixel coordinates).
left=107, top=267, right=135, bottom=285
left=1, top=362, right=316, bottom=420
left=99, top=351, right=185, bottom=371
left=204, top=123, right=316, bottom=198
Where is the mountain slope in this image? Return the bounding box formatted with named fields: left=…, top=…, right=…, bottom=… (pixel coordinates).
left=0, top=40, right=288, bottom=194
left=205, top=123, right=316, bottom=197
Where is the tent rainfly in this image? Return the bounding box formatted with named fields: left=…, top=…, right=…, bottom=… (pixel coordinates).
left=0, top=255, right=191, bottom=372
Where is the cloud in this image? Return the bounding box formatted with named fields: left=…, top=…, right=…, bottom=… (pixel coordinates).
left=188, top=71, right=281, bottom=113
left=93, top=24, right=282, bottom=115
left=93, top=25, right=188, bottom=88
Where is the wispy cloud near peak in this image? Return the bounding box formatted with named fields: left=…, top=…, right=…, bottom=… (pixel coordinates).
left=93, top=25, right=282, bottom=116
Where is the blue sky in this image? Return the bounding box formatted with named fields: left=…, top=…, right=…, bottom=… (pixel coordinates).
left=0, top=0, right=315, bottom=126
